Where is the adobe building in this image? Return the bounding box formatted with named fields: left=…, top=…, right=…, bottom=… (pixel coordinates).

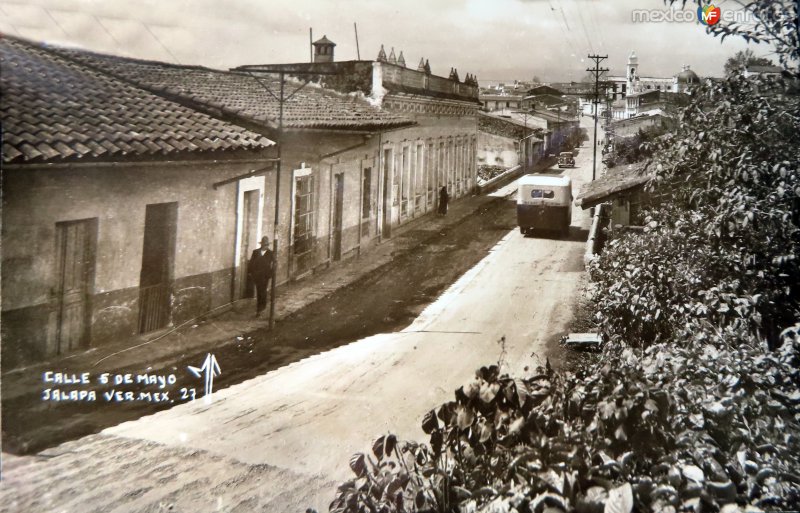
left=52, top=43, right=416, bottom=284
left=234, top=36, right=481, bottom=239
left=1, top=37, right=275, bottom=366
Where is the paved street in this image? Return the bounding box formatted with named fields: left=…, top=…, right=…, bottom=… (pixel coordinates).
left=2, top=121, right=598, bottom=513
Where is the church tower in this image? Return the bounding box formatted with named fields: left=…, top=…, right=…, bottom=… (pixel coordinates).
left=626, top=51, right=639, bottom=94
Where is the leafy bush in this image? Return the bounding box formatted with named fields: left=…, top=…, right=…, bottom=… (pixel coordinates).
left=591, top=65, right=800, bottom=349
left=606, top=126, right=667, bottom=167
left=478, top=165, right=508, bottom=183
left=331, top=328, right=800, bottom=512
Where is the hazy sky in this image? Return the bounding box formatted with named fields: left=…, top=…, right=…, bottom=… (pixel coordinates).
left=0, top=0, right=769, bottom=83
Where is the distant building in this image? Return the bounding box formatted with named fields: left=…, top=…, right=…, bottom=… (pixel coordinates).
left=479, top=93, right=524, bottom=111
left=526, top=85, right=564, bottom=97
left=610, top=113, right=670, bottom=138
left=591, top=52, right=701, bottom=120
left=234, top=37, right=481, bottom=240
left=480, top=109, right=580, bottom=159
left=478, top=112, right=545, bottom=171
left=743, top=65, right=783, bottom=79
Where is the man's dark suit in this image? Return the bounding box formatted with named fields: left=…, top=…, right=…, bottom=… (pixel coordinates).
left=248, top=246, right=274, bottom=314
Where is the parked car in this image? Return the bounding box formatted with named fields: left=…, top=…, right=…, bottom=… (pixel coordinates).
left=558, top=151, right=575, bottom=168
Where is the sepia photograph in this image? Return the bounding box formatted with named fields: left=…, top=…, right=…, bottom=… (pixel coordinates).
left=0, top=0, right=798, bottom=511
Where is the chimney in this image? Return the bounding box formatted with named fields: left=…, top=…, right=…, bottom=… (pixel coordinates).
left=312, top=35, right=336, bottom=63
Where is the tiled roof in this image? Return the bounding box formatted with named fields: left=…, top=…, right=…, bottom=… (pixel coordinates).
left=745, top=65, right=783, bottom=74
left=575, top=160, right=652, bottom=209
left=1, top=37, right=274, bottom=164
left=52, top=48, right=414, bottom=131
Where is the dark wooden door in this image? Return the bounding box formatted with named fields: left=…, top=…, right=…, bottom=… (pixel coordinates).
left=382, top=148, right=392, bottom=237
left=332, top=173, right=344, bottom=261
left=54, top=219, right=96, bottom=354
left=138, top=202, right=177, bottom=333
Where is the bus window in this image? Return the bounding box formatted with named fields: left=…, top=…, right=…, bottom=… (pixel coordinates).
left=530, top=189, right=555, bottom=199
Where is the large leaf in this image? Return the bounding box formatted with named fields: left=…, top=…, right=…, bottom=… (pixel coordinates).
left=681, top=465, right=705, bottom=483
left=349, top=453, right=367, bottom=478
left=421, top=409, right=439, bottom=434
left=604, top=483, right=633, bottom=513
left=372, top=436, right=386, bottom=459
left=456, top=405, right=475, bottom=430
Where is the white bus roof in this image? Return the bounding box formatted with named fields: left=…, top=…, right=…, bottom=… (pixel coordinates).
left=518, top=174, right=571, bottom=187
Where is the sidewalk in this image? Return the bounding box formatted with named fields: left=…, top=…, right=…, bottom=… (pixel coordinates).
left=2, top=189, right=511, bottom=402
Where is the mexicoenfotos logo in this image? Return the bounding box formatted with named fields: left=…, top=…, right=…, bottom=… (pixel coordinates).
left=697, top=3, right=721, bottom=26
left=631, top=4, right=749, bottom=25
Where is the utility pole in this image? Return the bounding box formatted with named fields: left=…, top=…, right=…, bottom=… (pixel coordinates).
left=587, top=54, right=608, bottom=181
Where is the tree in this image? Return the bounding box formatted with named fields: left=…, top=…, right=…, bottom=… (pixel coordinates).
left=670, top=0, right=799, bottom=76
left=724, top=48, right=775, bottom=76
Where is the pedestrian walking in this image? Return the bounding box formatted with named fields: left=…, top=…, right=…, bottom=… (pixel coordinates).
left=248, top=235, right=274, bottom=317
left=438, top=185, right=449, bottom=215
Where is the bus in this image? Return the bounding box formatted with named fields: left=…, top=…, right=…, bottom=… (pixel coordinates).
left=517, top=174, right=572, bottom=237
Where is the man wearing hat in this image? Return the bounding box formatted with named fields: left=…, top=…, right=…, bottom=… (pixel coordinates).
left=248, top=235, right=275, bottom=317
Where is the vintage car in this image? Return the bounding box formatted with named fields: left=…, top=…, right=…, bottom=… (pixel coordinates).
left=558, top=151, right=575, bottom=168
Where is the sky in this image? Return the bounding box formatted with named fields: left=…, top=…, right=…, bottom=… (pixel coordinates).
left=0, top=0, right=771, bottom=84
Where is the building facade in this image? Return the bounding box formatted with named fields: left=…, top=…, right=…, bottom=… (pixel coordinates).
left=235, top=39, right=481, bottom=242
left=1, top=38, right=275, bottom=366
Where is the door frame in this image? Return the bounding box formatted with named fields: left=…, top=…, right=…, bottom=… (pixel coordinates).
left=234, top=176, right=265, bottom=299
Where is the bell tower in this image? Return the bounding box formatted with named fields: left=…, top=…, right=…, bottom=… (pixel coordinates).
left=626, top=51, right=639, bottom=94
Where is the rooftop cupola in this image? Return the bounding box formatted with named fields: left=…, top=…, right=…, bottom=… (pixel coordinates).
left=312, top=35, right=336, bottom=63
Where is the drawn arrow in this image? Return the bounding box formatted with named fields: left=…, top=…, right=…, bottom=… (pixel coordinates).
left=188, top=353, right=221, bottom=402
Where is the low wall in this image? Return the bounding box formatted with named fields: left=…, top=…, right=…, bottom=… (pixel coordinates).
left=477, top=164, right=522, bottom=193
left=585, top=203, right=609, bottom=266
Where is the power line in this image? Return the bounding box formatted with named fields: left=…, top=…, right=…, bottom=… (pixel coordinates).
left=42, top=7, right=70, bottom=38
left=93, top=15, right=123, bottom=52
left=142, top=23, right=182, bottom=65
left=546, top=0, right=580, bottom=59
left=571, top=0, right=595, bottom=54
left=587, top=53, right=609, bottom=182
left=0, top=5, right=23, bottom=36
left=586, top=0, right=607, bottom=51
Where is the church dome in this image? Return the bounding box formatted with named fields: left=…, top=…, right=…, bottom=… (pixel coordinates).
left=676, top=65, right=699, bottom=83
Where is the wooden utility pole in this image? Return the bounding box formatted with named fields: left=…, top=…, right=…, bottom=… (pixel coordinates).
left=587, top=54, right=608, bottom=181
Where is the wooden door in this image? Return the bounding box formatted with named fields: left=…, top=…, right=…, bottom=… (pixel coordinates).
left=381, top=148, right=392, bottom=237
left=54, top=219, right=96, bottom=354
left=332, top=173, right=344, bottom=261
left=138, top=202, right=177, bottom=333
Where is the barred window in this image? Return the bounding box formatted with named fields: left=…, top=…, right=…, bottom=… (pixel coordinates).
left=294, top=174, right=315, bottom=256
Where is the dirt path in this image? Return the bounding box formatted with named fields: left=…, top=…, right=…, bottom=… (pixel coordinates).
left=3, top=195, right=518, bottom=455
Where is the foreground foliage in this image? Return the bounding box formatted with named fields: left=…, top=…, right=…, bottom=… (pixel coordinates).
left=591, top=56, right=799, bottom=349
left=331, top=328, right=800, bottom=512
left=328, top=3, right=800, bottom=512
